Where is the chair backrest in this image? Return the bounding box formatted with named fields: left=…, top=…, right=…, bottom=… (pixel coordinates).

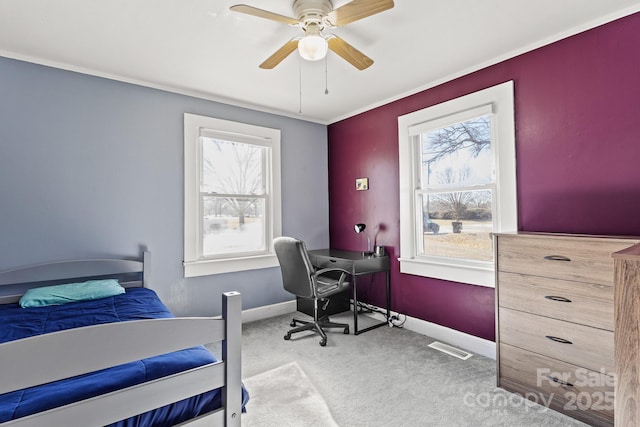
left=273, top=237, right=315, bottom=299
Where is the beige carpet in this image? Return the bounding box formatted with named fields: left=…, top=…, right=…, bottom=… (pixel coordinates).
left=242, top=361, right=339, bottom=427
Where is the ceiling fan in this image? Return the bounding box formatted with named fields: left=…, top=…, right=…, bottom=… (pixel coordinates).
left=230, top=0, right=394, bottom=70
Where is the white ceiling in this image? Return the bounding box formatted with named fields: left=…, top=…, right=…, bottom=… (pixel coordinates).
left=1, top=0, right=639, bottom=124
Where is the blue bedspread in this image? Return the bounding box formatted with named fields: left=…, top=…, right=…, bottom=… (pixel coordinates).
left=0, top=288, right=248, bottom=426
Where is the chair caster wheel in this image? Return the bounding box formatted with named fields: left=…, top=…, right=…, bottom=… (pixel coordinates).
left=343, top=327, right=350, bottom=334
left=284, top=333, right=291, bottom=340
left=290, top=321, right=296, bottom=327
left=319, top=339, right=327, bottom=347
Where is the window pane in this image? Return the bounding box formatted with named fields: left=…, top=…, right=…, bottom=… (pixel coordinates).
left=420, top=115, right=492, bottom=189
left=202, top=196, right=266, bottom=256
left=420, top=190, right=493, bottom=262
left=201, top=137, right=265, bottom=195
left=200, top=136, right=268, bottom=258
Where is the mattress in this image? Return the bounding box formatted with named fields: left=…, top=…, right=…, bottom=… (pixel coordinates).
left=0, top=287, right=247, bottom=426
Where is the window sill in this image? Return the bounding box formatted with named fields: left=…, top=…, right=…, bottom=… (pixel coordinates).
left=184, top=254, right=279, bottom=277
left=398, top=257, right=495, bottom=288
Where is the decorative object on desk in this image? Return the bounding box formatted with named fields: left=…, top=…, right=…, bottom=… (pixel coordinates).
left=355, top=177, right=369, bottom=191
left=354, top=223, right=373, bottom=255
left=354, top=223, right=366, bottom=233
left=374, top=245, right=385, bottom=257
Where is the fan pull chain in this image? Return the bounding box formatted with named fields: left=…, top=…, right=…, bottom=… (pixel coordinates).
left=325, top=55, right=329, bottom=95
left=298, top=57, right=303, bottom=114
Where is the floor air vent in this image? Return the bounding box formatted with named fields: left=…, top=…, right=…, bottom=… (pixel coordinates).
left=428, top=341, right=473, bottom=360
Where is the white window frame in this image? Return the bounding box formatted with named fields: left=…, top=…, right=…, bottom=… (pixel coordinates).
left=183, top=113, right=282, bottom=277
left=398, top=81, right=517, bottom=287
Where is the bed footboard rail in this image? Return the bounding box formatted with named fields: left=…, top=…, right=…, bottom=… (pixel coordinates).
left=0, top=318, right=225, bottom=394
left=0, top=291, right=243, bottom=427
left=222, top=291, right=242, bottom=427
left=3, top=362, right=226, bottom=427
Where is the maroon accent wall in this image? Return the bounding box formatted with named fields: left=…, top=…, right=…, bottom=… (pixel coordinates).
left=327, top=13, right=640, bottom=341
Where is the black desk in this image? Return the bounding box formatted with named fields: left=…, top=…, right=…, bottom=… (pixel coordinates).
left=308, top=249, right=390, bottom=335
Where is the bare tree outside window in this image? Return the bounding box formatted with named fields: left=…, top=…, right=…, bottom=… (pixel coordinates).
left=432, top=167, right=474, bottom=222
left=423, top=116, right=491, bottom=163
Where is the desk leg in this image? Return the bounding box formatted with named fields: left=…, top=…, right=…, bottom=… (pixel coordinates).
left=386, top=271, right=390, bottom=320
left=352, top=274, right=359, bottom=334
left=353, top=271, right=391, bottom=335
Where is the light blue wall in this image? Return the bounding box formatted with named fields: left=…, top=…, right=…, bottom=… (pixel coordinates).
left=0, top=56, right=329, bottom=316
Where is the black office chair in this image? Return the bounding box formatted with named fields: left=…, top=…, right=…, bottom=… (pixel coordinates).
left=273, top=236, right=351, bottom=346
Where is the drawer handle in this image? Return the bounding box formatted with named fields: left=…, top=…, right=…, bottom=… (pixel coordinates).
left=545, top=335, right=573, bottom=345
left=543, top=255, right=571, bottom=262
left=547, top=375, right=574, bottom=388
left=544, top=295, right=572, bottom=303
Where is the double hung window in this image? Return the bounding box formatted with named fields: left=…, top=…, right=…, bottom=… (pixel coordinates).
left=398, top=82, right=516, bottom=287
left=184, top=114, right=281, bottom=277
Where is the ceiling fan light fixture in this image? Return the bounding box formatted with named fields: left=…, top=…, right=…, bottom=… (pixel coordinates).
left=230, top=0, right=394, bottom=69
left=298, top=34, right=328, bottom=61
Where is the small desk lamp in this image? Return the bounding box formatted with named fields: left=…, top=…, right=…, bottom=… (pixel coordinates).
left=354, top=223, right=373, bottom=255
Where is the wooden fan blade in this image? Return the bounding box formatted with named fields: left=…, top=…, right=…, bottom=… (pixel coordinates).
left=259, top=39, right=299, bottom=69
left=327, top=36, right=373, bottom=70
left=327, top=0, right=394, bottom=26
left=230, top=4, right=299, bottom=25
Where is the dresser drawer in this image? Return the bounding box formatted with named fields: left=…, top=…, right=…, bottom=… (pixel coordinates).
left=499, top=308, right=614, bottom=373
left=498, top=271, right=614, bottom=330
left=499, top=344, right=614, bottom=424
left=497, top=234, right=634, bottom=285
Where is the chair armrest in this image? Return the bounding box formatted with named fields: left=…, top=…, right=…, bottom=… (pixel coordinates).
left=314, top=267, right=351, bottom=277
left=313, top=267, right=351, bottom=288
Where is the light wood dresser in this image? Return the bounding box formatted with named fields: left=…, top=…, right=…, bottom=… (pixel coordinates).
left=495, top=232, right=639, bottom=427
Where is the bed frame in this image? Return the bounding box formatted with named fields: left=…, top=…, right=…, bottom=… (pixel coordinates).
left=0, top=252, right=242, bottom=427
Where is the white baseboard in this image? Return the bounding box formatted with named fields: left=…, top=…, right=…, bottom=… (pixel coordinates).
left=402, top=315, right=496, bottom=360
left=241, top=300, right=297, bottom=323
left=245, top=300, right=496, bottom=360
left=365, top=308, right=496, bottom=360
